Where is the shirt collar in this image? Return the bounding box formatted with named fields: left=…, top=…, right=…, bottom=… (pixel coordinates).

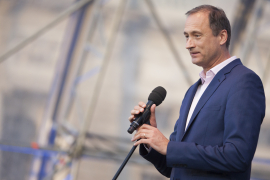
left=199, top=56, right=237, bottom=84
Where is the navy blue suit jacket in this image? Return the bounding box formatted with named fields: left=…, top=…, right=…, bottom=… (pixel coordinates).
left=140, top=59, right=265, bottom=180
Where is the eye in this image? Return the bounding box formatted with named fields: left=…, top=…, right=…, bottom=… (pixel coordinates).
left=195, top=34, right=201, bottom=38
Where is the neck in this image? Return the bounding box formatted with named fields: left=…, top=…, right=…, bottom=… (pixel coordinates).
left=203, top=49, right=230, bottom=73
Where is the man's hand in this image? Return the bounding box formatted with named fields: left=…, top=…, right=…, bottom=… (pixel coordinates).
left=131, top=124, right=169, bottom=155
left=128, top=101, right=157, bottom=128
left=129, top=101, right=169, bottom=155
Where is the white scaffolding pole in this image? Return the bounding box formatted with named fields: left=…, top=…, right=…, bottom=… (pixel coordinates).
left=0, top=0, right=93, bottom=63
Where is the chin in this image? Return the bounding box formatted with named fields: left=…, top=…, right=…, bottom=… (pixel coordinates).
left=191, top=58, right=202, bottom=66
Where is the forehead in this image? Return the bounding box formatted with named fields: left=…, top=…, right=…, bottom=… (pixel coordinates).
left=184, top=11, right=210, bottom=34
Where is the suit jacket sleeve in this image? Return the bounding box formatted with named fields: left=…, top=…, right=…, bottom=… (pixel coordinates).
left=139, top=120, right=179, bottom=178
left=166, top=72, right=265, bottom=172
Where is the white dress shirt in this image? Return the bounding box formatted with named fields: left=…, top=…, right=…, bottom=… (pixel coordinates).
left=185, top=56, right=237, bottom=130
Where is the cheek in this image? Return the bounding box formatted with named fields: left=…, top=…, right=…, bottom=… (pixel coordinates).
left=196, top=39, right=210, bottom=53
left=204, top=39, right=219, bottom=54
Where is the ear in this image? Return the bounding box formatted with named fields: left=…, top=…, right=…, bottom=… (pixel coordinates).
left=219, top=29, right=228, bottom=46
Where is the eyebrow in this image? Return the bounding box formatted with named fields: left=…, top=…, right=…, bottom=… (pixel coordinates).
left=184, top=31, right=202, bottom=35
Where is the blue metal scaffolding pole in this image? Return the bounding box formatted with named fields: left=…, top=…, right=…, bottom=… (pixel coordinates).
left=37, top=1, right=92, bottom=179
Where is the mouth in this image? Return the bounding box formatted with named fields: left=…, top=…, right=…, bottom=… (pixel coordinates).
left=190, top=52, right=200, bottom=57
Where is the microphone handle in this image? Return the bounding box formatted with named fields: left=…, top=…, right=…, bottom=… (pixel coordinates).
left=127, top=101, right=154, bottom=134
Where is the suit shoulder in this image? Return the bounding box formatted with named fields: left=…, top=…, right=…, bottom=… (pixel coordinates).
left=230, top=64, right=262, bottom=83
left=227, top=64, right=265, bottom=97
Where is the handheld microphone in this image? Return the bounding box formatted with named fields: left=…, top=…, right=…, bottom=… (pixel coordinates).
left=127, top=86, right=167, bottom=134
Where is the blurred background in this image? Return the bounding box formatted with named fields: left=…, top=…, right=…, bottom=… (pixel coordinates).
left=0, top=0, right=269, bottom=179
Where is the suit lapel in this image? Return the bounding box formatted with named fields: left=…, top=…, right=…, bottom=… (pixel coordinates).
left=180, top=59, right=242, bottom=141
left=178, top=79, right=201, bottom=139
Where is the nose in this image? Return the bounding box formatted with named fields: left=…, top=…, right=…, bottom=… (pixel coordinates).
left=186, top=38, right=195, bottom=50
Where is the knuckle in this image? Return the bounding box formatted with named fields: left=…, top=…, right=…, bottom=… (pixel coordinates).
left=139, top=102, right=145, bottom=106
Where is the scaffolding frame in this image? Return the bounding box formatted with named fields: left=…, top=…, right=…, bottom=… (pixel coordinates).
left=0, top=0, right=270, bottom=179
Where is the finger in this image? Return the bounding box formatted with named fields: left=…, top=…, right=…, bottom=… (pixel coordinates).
left=132, top=132, right=143, bottom=141
left=128, top=115, right=135, bottom=122
left=131, top=129, right=152, bottom=141
left=130, top=109, right=140, bottom=115
left=150, top=104, right=156, bottom=114
left=132, top=131, right=148, bottom=141
left=133, top=105, right=141, bottom=110
left=131, top=134, right=140, bottom=142
left=134, top=126, right=149, bottom=135
left=140, top=124, right=154, bottom=130
left=149, top=104, right=157, bottom=127
left=150, top=104, right=156, bottom=120
left=138, top=101, right=146, bottom=108
left=134, top=139, right=149, bottom=146
left=134, top=105, right=144, bottom=113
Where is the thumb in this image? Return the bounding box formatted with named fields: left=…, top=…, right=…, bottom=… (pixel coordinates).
left=149, top=104, right=157, bottom=128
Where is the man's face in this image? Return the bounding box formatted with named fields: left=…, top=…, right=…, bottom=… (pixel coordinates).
left=184, top=12, right=221, bottom=69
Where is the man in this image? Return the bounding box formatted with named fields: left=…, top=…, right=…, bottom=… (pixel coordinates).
left=129, top=5, right=265, bottom=180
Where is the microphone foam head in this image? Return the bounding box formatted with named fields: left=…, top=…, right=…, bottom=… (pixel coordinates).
left=148, top=86, right=167, bottom=106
